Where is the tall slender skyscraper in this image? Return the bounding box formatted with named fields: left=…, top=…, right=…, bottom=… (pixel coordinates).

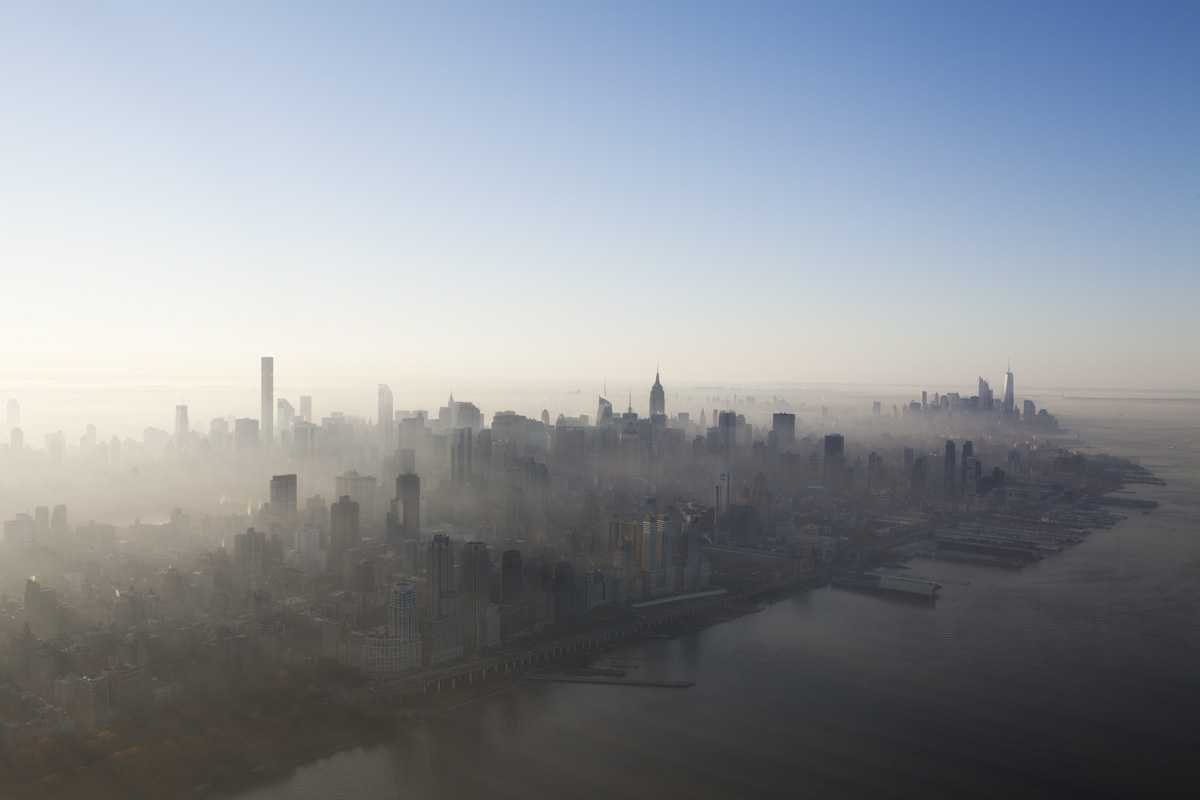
left=944, top=440, right=957, bottom=498
left=378, top=384, right=394, bottom=458
left=174, top=405, right=189, bottom=444
left=1002, top=362, right=1015, bottom=416
left=460, top=542, right=491, bottom=655
left=649, top=370, right=665, bottom=417
left=396, top=473, right=421, bottom=541
left=261, top=357, right=274, bottom=448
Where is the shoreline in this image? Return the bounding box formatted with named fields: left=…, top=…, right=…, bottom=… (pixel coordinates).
left=192, top=682, right=525, bottom=800
left=192, top=579, right=819, bottom=799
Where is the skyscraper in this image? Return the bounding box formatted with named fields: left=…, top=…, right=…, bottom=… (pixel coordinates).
left=451, top=428, right=472, bottom=485
left=423, top=534, right=455, bottom=616
left=500, top=549, right=524, bottom=604
left=596, top=394, right=614, bottom=428
left=379, top=384, right=394, bottom=458
left=772, top=413, right=796, bottom=451
left=174, top=405, right=188, bottom=444
left=336, top=471, right=379, bottom=532
left=233, top=528, right=266, bottom=590
left=978, top=376, right=992, bottom=412
left=234, top=418, right=260, bottom=455
left=269, top=474, right=298, bottom=536
left=396, top=472, right=420, bottom=542
left=387, top=582, right=420, bottom=642
left=277, top=398, right=295, bottom=433
left=261, top=356, right=274, bottom=448
left=649, top=370, right=665, bottom=417
left=823, top=434, right=845, bottom=490
left=944, top=440, right=957, bottom=499
left=460, top=542, right=491, bottom=655
left=299, top=395, right=312, bottom=423
left=1002, top=363, right=1015, bottom=416
left=329, top=495, right=360, bottom=575
left=419, top=534, right=464, bottom=667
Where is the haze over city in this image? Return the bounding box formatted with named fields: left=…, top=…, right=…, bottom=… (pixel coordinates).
left=1, top=3, right=1197, bottom=800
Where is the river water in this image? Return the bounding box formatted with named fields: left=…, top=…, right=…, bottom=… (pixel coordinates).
left=219, top=397, right=1199, bottom=799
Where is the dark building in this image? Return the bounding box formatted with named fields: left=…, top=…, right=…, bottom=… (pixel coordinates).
left=460, top=542, right=490, bottom=655
left=396, top=473, right=420, bottom=540
left=772, top=413, right=796, bottom=451
left=943, top=440, right=957, bottom=499
left=500, top=550, right=524, bottom=605
left=451, top=428, right=472, bottom=485
left=329, top=495, right=360, bottom=576
left=910, top=457, right=927, bottom=498
left=823, top=434, right=845, bottom=490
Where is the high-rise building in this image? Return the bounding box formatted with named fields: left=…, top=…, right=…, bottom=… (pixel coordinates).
left=500, top=549, right=524, bottom=604
left=277, top=398, right=295, bottom=434
left=910, top=457, right=927, bottom=498
left=649, top=371, right=665, bottom=417
left=329, top=495, right=360, bottom=576
left=388, top=582, right=420, bottom=640
left=772, top=413, right=796, bottom=451
left=596, top=395, right=614, bottom=428
left=77, top=675, right=108, bottom=732
left=174, top=405, right=188, bottom=444
left=269, top=474, right=298, bottom=535
left=944, top=440, right=957, bottom=499
left=420, top=534, right=464, bottom=666
left=717, top=411, right=737, bottom=462
left=1002, top=364, right=1015, bottom=416
left=234, top=418, right=260, bottom=455
left=33, top=506, right=50, bottom=538
left=396, top=473, right=421, bottom=541
left=960, top=440, right=974, bottom=493
left=261, top=357, right=274, bottom=448
left=336, top=471, right=379, bottom=532
left=299, top=395, right=312, bottom=423
left=460, top=542, right=491, bottom=655
left=423, top=534, right=455, bottom=615
left=379, top=384, right=394, bottom=458
left=451, top=428, right=472, bottom=485
left=51, top=505, right=67, bottom=534
left=978, top=377, right=992, bottom=412
left=823, top=434, right=845, bottom=490
left=233, top=528, right=267, bottom=590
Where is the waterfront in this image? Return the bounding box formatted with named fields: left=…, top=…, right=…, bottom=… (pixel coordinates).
left=219, top=398, right=1199, bottom=799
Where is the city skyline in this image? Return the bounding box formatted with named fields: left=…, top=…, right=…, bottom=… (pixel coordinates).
left=1, top=2, right=1197, bottom=391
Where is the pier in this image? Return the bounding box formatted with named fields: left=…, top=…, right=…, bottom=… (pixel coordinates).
left=1086, top=496, right=1159, bottom=509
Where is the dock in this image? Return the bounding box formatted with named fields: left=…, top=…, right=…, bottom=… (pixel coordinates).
left=524, top=674, right=694, bottom=688
left=1085, top=495, right=1158, bottom=509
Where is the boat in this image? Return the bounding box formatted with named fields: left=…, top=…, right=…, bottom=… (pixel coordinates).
left=830, top=574, right=940, bottom=600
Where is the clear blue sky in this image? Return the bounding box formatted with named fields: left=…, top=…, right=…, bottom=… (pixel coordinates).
left=1, top=1, right=1197, bottom=390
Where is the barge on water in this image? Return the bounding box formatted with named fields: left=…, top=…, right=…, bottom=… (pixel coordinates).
left=830, top=574, right=940, bottom=600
